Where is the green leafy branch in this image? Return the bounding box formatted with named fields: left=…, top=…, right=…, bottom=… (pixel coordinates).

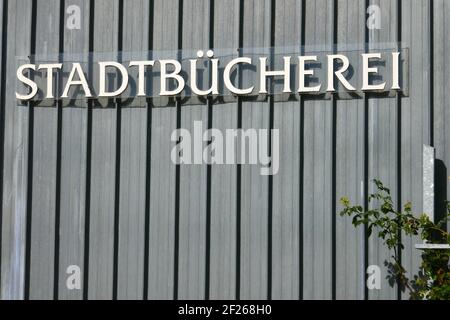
left=340, top=179, right=450, bottom=300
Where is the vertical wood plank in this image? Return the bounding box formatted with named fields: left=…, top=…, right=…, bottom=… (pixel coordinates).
left=400, top=0, right=430, bottom=299
left=28, top=0, right=61, bottom=299
left=240, top=0, right=271, bottom=300
left=1, top=0, right=33, bottom=300
left=177, top=0, right=210, bottom=300
left=87, top=0, right=119, bottom=299
left=208, top=0, right=240, bottom=299
left=335, top=0, right=365, bottom=300
left=271, top=0, right=302, bottom=300
left=147, top=0, right=179, bottom=299
left=116, top=0, right=149, bottom=300
left=367, top=0, right=399, bottom=300
left=302, top=0, right=334, bottom=300
left=58, top=0, right=90, bottom=300
left=433, top=0, right=450, bottom=233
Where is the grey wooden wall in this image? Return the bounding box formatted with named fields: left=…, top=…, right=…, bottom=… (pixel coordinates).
left=0, top=0, right=445, bottom=300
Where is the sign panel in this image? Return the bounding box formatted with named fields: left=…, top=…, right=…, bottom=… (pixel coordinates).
left=15, top=44, right=409, bottom=105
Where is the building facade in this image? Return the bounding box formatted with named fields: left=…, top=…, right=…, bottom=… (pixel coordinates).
left=0, top=0, right=448, bottom=300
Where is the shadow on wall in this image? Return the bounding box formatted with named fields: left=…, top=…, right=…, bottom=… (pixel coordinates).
left=435, top=159, right=447, bottom=233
